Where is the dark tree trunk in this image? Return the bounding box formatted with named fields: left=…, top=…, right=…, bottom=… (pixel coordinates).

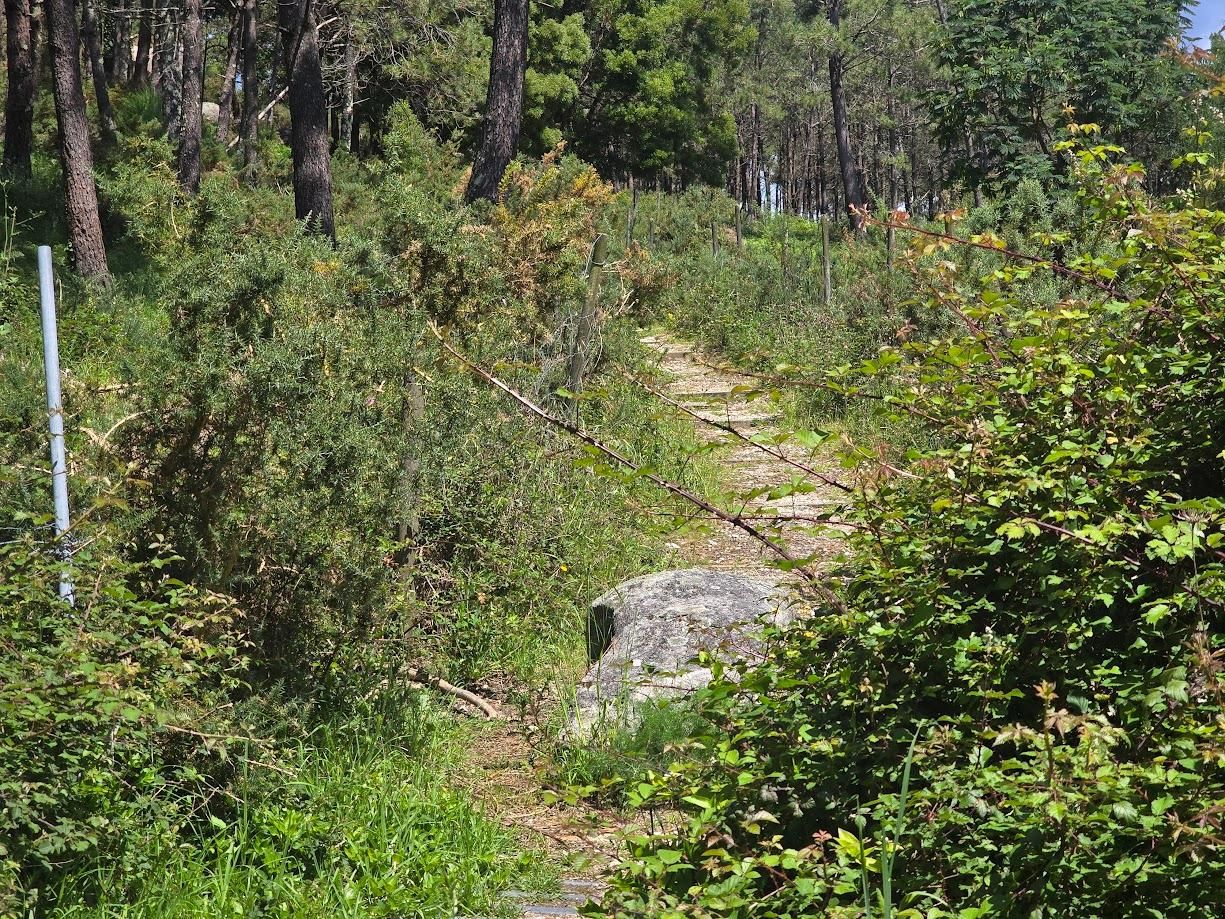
left=3, top=0, right=40, bottom=176
left=44, top=0, right=109, bottom=278
left=130, top=0, right=151, bottom=87
left=156, top=3, right=182, bottom=140
left=177, top=0, right=203, bottom=191
left=80, top=0, right=116, bottom=144
left=109, top=0, right=129, bottom=81
left=239, top=0, right=258, bottom=180
left=150, top=0, right=166, bottom=92
left=278, top=0, right=334, bottom=238
left=887, top=69, right=898, bottom=209
left=827, top=0, right=865, bottom=230
left=465, top=0, right=528, bottom=202
left=216, top=7, right=240, bottom=143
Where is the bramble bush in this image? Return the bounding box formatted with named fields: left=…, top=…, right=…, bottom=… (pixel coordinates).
left=0, top=524, right=246, bottom=913
left=595, top=138, right=1225, bottom=917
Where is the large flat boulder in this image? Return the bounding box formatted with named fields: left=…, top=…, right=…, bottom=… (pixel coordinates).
left=572, top=569, right=793, bottom=733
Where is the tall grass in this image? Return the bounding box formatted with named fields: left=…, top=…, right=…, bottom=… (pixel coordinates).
left=550, top=700, right=709, bottom=805
left=51, top=697, right=551, bottom=918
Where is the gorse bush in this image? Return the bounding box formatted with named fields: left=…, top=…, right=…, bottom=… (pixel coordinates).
left=595, top=140, right=1225, bottom=916
left=2, top=97, right=708, bottom=912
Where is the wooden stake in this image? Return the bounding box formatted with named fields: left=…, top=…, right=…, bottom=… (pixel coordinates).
left=821, top=216, right=832, bottom=308
left=566, top=233, right=609, bottom=421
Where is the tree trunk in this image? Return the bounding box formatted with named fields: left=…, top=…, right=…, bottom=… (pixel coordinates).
left=177, top=0, right=203, bottom=192
left=239, top=0, right=258, bottom=181
left=150, top=0, right=165, bottom=91
left=3, top=0, right=40, bottom=176
left=216, top=8, right=240, bottom=144
left=80, top=0, right=116, bottom=144
left=109, top=0, right=130, bottom=82
left=465, top=0, right=528, bottom=202
left=44, top=0, right=109, bottom=278
left=278, top=0, right=334, bottom=238
left=157, top=4, right=182, bottom=141
left=827, top=0, right=865, bottom=230
left=749, top=103, right=759, bottom=209
left=130, top=0, right=150, bottom=88
left=338, top=27, right=357, bottom=153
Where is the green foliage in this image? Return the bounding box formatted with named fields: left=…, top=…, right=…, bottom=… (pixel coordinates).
left=1, top=85, right=720, bottom=915
left=933, top=0, right=1193, bottom=192
left=0, top=527, right=245, bottom=914
left=619, top=188, right=913, bottom=436
left=0, top=201, right=28, bottom=316
left=597, top=142, right=1225, bottom=916
left=380, top=101, right=461, bottom=190
left=551, top=700, right=710, bottom=805
left=365, top=0, right=490, bottom=143
left=568, top=0, right=752, bottom=181
left=523, top=11, right=594, bottom=154
left=51, top=704, right=549, bottom=918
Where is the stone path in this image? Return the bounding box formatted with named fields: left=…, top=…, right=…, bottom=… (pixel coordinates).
left=643, top=333, right=850, bottom=579
left=502, top=332, right=849, bottom=917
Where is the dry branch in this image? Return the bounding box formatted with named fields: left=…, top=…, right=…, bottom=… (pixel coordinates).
left=429, top=323, right=846, bottom=609
left=616, top=366, right=855, bottom=496
left=404, top=668, right=502, bottom=719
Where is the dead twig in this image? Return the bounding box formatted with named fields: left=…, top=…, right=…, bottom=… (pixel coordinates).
left=429, top=323, right=843, bottom=608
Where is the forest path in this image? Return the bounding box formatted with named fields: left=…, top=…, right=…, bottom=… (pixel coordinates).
left=642, top=332, right=850, bottom=578
left=493, top=332, right=849, bottom=918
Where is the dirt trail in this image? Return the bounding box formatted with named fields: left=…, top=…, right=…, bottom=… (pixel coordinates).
left=491, top=332, right=848, bottom=918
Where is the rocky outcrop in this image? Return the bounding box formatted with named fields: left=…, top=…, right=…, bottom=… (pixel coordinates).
left=572, top=569, right=794, bottom=733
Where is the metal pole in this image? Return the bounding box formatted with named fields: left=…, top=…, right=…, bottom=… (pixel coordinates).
left=38, top=246, right=75, bottom=606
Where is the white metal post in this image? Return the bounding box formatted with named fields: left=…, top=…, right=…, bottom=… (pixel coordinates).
left=37, top=246, right=75, bottom=606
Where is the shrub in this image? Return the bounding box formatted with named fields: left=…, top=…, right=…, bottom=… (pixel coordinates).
left=0, top=526, right=245, bottom=914
left=595, top=140, right=1225, bottom=917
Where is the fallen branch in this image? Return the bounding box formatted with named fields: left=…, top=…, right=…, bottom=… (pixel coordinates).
left=226, top=87, right=289, bottom=150
left=405, top=667, right=502, bottom=719
left=429, top=323, right=845, bottom=609
left=862, top=212, right=1118, bottom=295
left=616, top=366, right=856, bottom=496
left=82, top=411, right=146, bottom=452
left=688, top=351, right=946, bottom=430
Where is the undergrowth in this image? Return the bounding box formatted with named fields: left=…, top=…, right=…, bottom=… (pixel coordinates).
left=593, top=135, right=1225, bottom=918
left=50, top=698, right=547, bottom=919
left=0, top=98, right=701, bottom=914
left=549, top=701, right=710, bottom=807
